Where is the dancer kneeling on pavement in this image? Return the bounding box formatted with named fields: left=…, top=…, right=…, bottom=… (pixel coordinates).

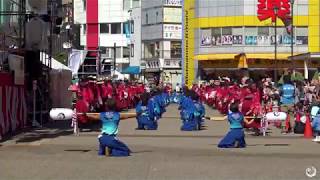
left=84, top=98, right=131, bottom=157
left=191, top=91, right=206, bottom=130
left=136, top=93, right=158, bottom=130
left=218, top=102, right=246, bottom=148
left=180, top=90, right=201, bottom=131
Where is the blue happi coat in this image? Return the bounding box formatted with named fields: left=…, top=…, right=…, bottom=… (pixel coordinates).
left=136, top=101, right=158, bottom=130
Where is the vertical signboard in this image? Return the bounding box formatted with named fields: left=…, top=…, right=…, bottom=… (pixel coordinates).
left=86, top=0, right=99, bottom=50
left=183, top=0, right=195, bottom=87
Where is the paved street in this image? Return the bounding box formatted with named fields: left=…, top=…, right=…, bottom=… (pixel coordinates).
left=1, top=104, right=320, bottom=180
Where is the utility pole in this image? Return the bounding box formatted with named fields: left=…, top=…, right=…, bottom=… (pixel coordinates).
left=113, top=42, right=116, bottom=77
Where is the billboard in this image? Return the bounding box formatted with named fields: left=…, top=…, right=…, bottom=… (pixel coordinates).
left=163, top=24, right=182, bottom=39
left=164, top=8, right=182, bottom=23
left=164, top=0, right=182, bottom=6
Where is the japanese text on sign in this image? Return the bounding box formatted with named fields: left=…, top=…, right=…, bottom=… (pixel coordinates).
left=257, top=0, right=291, bottom=22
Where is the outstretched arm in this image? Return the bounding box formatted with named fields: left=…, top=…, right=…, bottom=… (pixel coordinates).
left=83, top=113, right=100, bottom=121
left=120, top=113, right=137, bottom=120
left=80, top=112, right=136, bottom=121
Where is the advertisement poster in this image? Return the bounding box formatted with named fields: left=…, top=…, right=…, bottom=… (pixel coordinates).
left=296, top=36, right=308, bottom=45
left=257, top=35, right=271, bottom=45
left=212, top=35, right=222, bottom=46
left=233, top=35, right=243, bottom=45
left=201, top=36, right=212, bottom=46
left=271, top=35, right=282, bottom=45
left=245, top=36, right=257, bottom=45
left=221, top=35, right=233, bottom=45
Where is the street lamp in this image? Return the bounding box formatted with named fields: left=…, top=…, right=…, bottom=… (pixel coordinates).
left=274, top=6, right=279, bottom=84
left=290, top=0, right=295, bottom=75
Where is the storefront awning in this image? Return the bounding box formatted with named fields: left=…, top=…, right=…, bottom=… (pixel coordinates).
left=288, top=53, right=320, bottom=61
left=195, top=53, right=292, bottom=61
left=121, top=66, right=140, bottom=74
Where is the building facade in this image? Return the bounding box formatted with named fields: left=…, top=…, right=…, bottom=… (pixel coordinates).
left=184, top=0, right=320, bottom=86
left=74, top=0, right=140, bottom=73
left=128, top=1, right=142, bottom=68
left=141, top=0, right=182, bottom=86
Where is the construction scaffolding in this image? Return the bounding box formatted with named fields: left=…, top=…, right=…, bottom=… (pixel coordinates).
left=0, top=0, right=59, bottom=126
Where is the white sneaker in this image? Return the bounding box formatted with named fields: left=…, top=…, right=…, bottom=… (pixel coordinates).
left=312, top=136, right=320, bottom=142
left=315, top=136, right=320, bottom=142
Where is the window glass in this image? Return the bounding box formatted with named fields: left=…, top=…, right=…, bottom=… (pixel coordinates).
left=100, top=23, right=109, bottom=34
left=131, top=44, right=134, bottom=57
left=212, top=28, right=221, bottom=46
left=83, top=24, right=86, bottom=34
left=111, top=23, right=121, bottom=34
left=222, top=27, right=232, bottom=35
left=123, top=47, right=130, bottom=58
left=258, top=27, right=269, bottom=36
left=171, top=41, right=182, bottom=58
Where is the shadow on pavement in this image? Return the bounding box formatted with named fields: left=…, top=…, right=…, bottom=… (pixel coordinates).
left=131, top=150, right=153, bottom=154
left=1, top=120, right=73, bottom=144
left=64, top=149, right=91, bottom=153
left=264, top=144, right=290, bottom=146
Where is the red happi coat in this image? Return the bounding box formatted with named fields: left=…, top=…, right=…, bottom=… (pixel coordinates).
left=116, top=84, right=128, bottom=110
left=216, top=87, right=228, bottom=114
left=127, top=85, right=136, bottom=108
left=76, top=99, right=89, bottom=124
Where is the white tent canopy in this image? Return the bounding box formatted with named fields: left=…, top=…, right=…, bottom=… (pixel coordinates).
left=40, top=52, right=72, bottom=108
left=40, top=52, right=71, bottom=71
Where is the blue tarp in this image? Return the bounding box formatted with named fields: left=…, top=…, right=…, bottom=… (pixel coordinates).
left=122, top=66, right=140, bottom=74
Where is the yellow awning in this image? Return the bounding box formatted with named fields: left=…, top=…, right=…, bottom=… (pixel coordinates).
left=195, top=53, right=294, bottom=61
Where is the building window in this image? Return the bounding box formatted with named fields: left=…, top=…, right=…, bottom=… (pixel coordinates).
left=212, top=28, right=221, bottom=46
left=144, top=43, right=155, bottom=59
left=83, top=0, right=86, bottom=10
left=83, top=24, right=86, bottom=34
left=123, top=22, right=130, bottom=35
left=131, top=44, right=134, bottom=57
left=258, top=27, right=269, bottom=36
left=171, top=41, right=182, bottom=58
left=245, top=27, right=258, bottom=45
left=111, top=23, right=121, bottom=34
left=146, top=14, right=148, bottom=24
left=123, top=47, right=130, bottom=58
left=100, top=23, right=109, bottom=34
left=296, top=27, right=308, bottom=45
left=110, top=47, right=122, bottom=58
left=130, top=21, right=134, bottom=34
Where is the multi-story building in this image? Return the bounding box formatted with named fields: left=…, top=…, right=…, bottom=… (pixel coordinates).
left=127, top=0, right=142, bottom=77
left=183, top=0, right=320, bottom=87
left=74, top=0, right=140, bottom=74
left=141, top=0, right=182, bottom=86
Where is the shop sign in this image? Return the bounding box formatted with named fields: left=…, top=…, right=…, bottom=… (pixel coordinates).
left=257, top=0, right=291, bottom=22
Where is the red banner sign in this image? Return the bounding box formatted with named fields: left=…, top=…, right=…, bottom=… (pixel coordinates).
left=0, top=73, right=27, bottom=138
left=257, top=0, right=291, bottom=22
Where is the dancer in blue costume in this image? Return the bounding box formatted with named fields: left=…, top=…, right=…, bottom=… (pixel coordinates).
left=84, top=98, right=131, bottom=156
left=191, top=91, right=206, bottom=130
left=156, top=89, right=167, bottom=116
left=136, top=93, right=158, bottom=130
left=218, top=102, right=246, bottom=148
left=180, top=89, right=199, bottom=131
left=149, top=90, right=161, bottom=121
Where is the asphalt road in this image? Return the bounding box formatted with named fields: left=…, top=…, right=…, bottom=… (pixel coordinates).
left=0, top=104, right=320, bottom=180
